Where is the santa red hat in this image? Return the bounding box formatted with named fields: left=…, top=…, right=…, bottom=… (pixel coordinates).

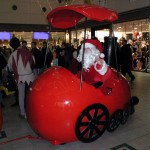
left=83, top=39, right=103, bottom=53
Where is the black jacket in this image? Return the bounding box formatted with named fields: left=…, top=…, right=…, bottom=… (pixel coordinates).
left=0, top=52, right=7, bottom=69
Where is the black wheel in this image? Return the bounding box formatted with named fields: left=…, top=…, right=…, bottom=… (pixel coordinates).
left=107, top=110, right=122, bottom=132
left=75, top=103, right=109, bottom=143
left=121, top=103, right=131, bottom=125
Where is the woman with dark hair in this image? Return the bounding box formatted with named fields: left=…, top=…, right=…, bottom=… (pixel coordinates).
left=9, top=37, right=20, bottom=51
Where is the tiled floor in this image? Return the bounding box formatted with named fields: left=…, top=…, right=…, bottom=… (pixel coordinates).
left=0, top=71, right=150, bottom=150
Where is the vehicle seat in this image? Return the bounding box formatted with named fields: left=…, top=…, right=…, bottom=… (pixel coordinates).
left=90, top=81, right=103, bottom=88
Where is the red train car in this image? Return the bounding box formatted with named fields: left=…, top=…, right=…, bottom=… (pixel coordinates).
left=26, top=4, right=139, bottom=145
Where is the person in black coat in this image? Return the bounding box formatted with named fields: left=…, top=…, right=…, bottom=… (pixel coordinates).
left=31, top=42, right=43, bottom=75
left=0, top=49, right=7, bottom=108
left=9, top=37, right=20, bottom=107
left=40, top=41, right=53, bottom=69
left=58, top=49, right=68, bottom=68
left=0, top=50, right=7, bottom=81
left=119, top=39, right=135, bottom=81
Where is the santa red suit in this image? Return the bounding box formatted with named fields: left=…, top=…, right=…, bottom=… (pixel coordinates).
left=76, top=39, right=112, bottom=85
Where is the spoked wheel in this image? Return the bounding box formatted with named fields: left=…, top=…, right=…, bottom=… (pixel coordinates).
left=75, top=104, right=109, bottom=143
left=107, top=110, right=122, bottom=132
left=121, top=103, right=131, bottom=125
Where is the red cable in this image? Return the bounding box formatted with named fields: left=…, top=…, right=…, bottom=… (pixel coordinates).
left=0, top=135, right=42, bottom=145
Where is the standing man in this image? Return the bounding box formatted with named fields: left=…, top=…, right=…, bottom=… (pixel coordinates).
left=0, top=50, right=7, bottom=81
left=41, top=41, right=53, bottom=69
left=119, top=38, right=135, bottom=81
left=9, top=37, right=20, bottom=107
left=8, top=40, right=35, bottom=118
left=0, top=49, right=7, bottom=108
left=31, top=42, right=43, bottom=76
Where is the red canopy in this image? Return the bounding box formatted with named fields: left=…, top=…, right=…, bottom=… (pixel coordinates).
left=47, top=4, right=118, bottom=29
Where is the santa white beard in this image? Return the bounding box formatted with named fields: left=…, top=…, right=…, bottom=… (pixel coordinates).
left=77, top=47, right=100, bottom=71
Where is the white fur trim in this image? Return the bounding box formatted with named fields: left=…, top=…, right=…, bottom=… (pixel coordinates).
left=84, top=43, right=96, bottom=49
left=100, top=53, right=105, bottom=59
left=94, top=60, right=108, bottom=75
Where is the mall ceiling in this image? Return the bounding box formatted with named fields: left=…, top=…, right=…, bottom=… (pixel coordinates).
left=36, top=0, right=100, bottom=8
left=0, top=0, right=149, bottom=43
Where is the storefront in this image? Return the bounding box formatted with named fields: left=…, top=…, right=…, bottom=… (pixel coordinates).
left=0, top=31, right=66, bottom=48
left=69, top=18, right=149, bottom=72
left=70, top=29, right=91, bottom=47
left=94, top=19, right=149, bottom=42
left=94, top=19, right=149, bottom=72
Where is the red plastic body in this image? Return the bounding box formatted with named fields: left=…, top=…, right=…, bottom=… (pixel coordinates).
left=27, top=67, right=131, bottom=145
left=27, top=4, right=130, bottom=145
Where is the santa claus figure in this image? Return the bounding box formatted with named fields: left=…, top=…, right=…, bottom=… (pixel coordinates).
left=77, top=39, right=112, bottom=85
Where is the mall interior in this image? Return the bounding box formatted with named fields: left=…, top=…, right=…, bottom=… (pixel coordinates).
left=0, top=0, right=150, bottom=150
